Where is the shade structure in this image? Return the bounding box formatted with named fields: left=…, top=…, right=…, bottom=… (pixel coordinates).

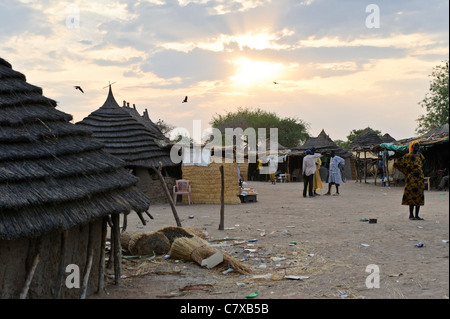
left=291, top=129, right=352, bottom=158
left=76, top=87, right=175, bottom=169
left=0, top=57, right=150, bottom=241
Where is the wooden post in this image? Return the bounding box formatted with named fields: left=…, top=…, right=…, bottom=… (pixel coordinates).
left=80, top=222, right=94, bottom=299
left=151, top=161, right=182, bottom=227
left=364, top=150, right=367, bottom=184
left=54, top=231, right=68, bottom=299
left=97, top=217, right=107, bottom=294
left=111, top=214, right=122, bottom=285
left=218, top=165, right=225, bottom=230
left=20, top=237, right=42, bottom=299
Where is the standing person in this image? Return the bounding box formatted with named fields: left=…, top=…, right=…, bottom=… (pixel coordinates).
left=325, top=151, right=345, bottom=196
left=393, top=141, right=425, bottom=220
left=311, top=148, right=323, bottom=196
left=302, top=149, right=321, bottom=198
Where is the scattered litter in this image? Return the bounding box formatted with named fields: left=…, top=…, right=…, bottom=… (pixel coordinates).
left=245, top=292, right=259, bottom=299
left=248, top=239, right=259, bottom=242
left=360, top=218, right=369, bottom=222
left=222, top=268, right=234, bottom=275
left=259, top=264, right=267, bottom=269
left=289, top=242, right=297, bottom=246
left=308, top=253, right=315, bottom=257
left=252, top=274, right=271, bottom=280
left=408, top=238, right=417, bottom=241
left=284, top=275, right=309, bottom=280
left=443, top=240, right=449, bottom=244
left=271, top=257, right=286, bottom=262
left=337, top=290, right=348, bottom=298
left=417, top=226, right=423, bottom=229
left=415, top=242, right=424, bottom=248
left=388, top=273, right=403, bottom=277
left=236, top=282, right=246, bottom=287
left=360, top=243, right=370, bottom=247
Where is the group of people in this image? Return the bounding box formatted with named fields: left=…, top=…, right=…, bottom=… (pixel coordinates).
left=302, top=148, right=345, bottom=198
left=301, top=141, right=433, bottom=221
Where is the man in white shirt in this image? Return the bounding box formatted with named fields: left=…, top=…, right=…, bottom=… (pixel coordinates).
left=302, top=149, right=321, bottom=198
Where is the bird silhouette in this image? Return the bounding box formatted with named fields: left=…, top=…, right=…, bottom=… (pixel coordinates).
left=273, top=81, right=279, bottom=84
left=74, top=86, right=84, bottom=93
left=182, top=96, right=188, bottom=103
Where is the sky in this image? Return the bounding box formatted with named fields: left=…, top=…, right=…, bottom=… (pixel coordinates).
left=0, top=0, right=448, bottom=143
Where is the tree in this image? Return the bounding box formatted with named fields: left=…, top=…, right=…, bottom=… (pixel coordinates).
left=416, top=60, right=449, bottom=134
left=209, top=107, right=309, bottom=148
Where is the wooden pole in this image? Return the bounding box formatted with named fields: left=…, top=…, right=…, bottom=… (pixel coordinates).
left=111, top=214, right=122, bottom=286
left=364, top=150, right=367, bottom=184
left=80, top=222, right=94, bottom=299
left=151, top=161, right=182, bottom=227
left=20, top=237, right=42, bottom=299
left=54, top=231, right=68, bottom=299
left=97, top=217, right=107, bottom=294
left=218, top=165, right=225, bottom=230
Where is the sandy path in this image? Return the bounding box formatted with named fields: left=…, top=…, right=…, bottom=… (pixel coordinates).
left=90, top=180, right=449, bottom=299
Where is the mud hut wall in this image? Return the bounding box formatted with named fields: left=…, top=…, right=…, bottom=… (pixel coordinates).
left=135, top=167, right=176, bottom=204
left=0, top=219, right=103, bottom=299
left=181, top=162, right=242, bottom=204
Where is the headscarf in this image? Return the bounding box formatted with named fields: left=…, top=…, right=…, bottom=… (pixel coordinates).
left=305, top=149, right=311, bottom=154
left=409, top=140, right=419, bottom=153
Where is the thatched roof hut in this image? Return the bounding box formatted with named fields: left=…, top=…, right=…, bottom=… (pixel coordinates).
left=347, top=127, right=383, bottom=151
left=76, top=87, right=174, bottom=169
left=76, top=87, right=178, bottom=204
left=291, top=129, right=352, bottom=158
left=288, top=130, right=354, bottom=181
left=0, top=57, right=150, bottom=298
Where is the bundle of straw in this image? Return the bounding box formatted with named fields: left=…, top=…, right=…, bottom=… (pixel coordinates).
left=169, top=235, right=252, bottom=274
left=158, top=226, right=193, bottom=244
left=128, top=231, right=171, bottom=256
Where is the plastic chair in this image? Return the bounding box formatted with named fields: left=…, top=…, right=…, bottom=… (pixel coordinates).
left=173, top=179, right=191, bottom=205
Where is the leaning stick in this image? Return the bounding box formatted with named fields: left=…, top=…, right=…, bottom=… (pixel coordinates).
left=151, top=161, right=182, bottom=227
left=54, top=231, right=68, bottom=299
left=80, top=222, right=94, bottom=299
left=20, top=238, right=42, bottom=299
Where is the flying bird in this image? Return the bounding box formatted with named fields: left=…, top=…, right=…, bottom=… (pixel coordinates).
left=74, top=86, right=84, bottom=93
left=273, top=81, right=279, bottom=84
left=182, top=96, right=188, bottom=103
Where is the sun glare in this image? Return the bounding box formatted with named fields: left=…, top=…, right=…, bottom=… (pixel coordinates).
left=229, top=58, right=290, bottom=85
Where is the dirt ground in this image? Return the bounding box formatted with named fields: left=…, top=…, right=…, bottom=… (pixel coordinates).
left=90, top=179, right=449, bottom=300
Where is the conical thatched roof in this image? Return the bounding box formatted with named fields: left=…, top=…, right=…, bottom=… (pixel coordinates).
left=347, top=127, right=383, bottom=151
left=0, top=57, right=150, bottom=241
left=76, top=87, right=175, bottom=168
left=291, top=129, right=352, bottom=158
left=381, top=133, right=396, bottom=143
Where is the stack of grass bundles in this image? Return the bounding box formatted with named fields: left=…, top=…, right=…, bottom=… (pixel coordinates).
left=123, top=231, right=171, bottom=255
left=169, top=235, right=252, bottom=274
left=158, top=226, right=207, bottom=244
left=181, top=161, right=241, bottom=204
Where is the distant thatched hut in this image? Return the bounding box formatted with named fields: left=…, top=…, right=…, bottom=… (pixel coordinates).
left=0, top=57, right=150, bottom=298
left=288, top=130, right=354, bottom=181
left=347, top=127, right=384, bottom=183
left=76, top=87, right=178, bottom=204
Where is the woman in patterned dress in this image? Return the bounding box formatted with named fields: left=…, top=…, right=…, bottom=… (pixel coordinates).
left=393, top=141, right=425, bottom=220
